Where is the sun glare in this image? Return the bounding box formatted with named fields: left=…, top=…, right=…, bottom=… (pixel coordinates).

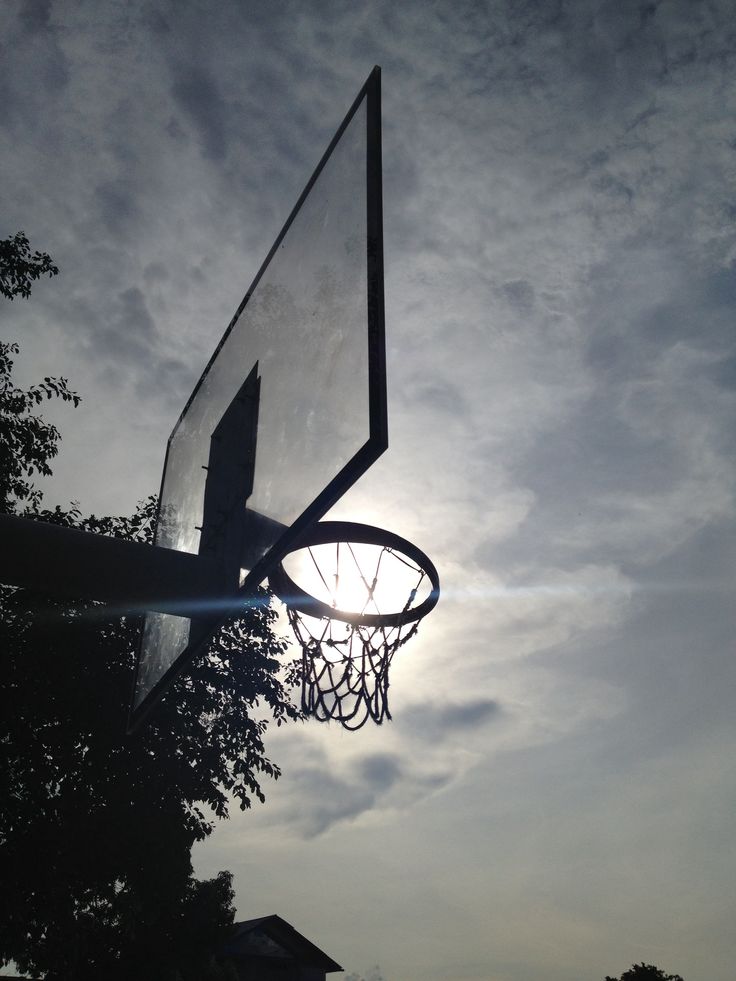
left=282, top=541, right=431, bottom=618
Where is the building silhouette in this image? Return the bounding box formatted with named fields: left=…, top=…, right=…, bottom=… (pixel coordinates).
left=217, top=915, right=343, bottom=980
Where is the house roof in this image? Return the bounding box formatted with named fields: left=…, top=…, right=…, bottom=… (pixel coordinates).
left=219, top=914, right=343, bottom=973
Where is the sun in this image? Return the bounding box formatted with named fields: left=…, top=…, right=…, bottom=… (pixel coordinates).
left=281, top=540, right=431, bottom=619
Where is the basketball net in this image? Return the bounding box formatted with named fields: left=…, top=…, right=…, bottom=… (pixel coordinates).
left=270, top=527, right=438, bottom=730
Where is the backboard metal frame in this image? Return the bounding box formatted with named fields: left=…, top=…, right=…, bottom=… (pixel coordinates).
left=128, top=67, right=386, bottom=732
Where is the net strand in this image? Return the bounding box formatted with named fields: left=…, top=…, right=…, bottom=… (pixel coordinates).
left=287, top=545, right=427, bottom=729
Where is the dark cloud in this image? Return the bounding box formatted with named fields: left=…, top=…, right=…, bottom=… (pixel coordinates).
left=98, top=289, right=191, bottom=408
left=359, top=753, right=402, bottom=790
left=499, top=279, right=535, bottom=314
left=405, top=378, right=467, bottom=416
left=710, top=352, right=736, bottom=391
left=66, top=286, right=168, bottom=375
left=19, top=0, right=53, bottom=35
left=0, top=5, right=69, bottom=130
left=475, top=399, right=693, bottom=572
left=95, top=180, right=141, bottom=237
left=0, top=48, right=13, bottom=129
left=111, top=287, right=156, bottom=356
left=382, top=148, right=420, bottom=225
left=438, top=699, right=501, bottom=729
left=141, top=5, right=171, bottom=36
left=170, top=63, right=228, bottom=161
left=289, top=760, right=452, bottom=837
left=292, top=766, right=377, bottom=837
left=591, top=171, right=635, bottom=204
left=545, top=515, right=736, bottom=771
left=133, top=357, right=194, bottom=410
left=476, top=245, right=736, bottom=574
left=165, top=115, right=189, bottom=145
left=399, top=698, right=501, bottom=739
left=636, top=271, right=736, bottom=355
left=281, top=749, right=450, bottom=838
left=143, top=261, right=169, bottom=285
left=283, top=759, right=395, bottom=838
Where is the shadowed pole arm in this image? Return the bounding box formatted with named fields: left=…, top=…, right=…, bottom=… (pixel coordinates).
left=0, top=513, right=237, bottom=618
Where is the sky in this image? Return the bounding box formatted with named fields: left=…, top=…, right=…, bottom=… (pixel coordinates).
left=2, top=1, right=735, bottom=979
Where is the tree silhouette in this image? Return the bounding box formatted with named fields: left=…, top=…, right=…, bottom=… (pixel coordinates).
left=605, top=963, right=684, bottom=981
left=0, top=231, right=77, bottom=514
left=0, top=233, right=299, bottom=979
left=0, top=339, right=80, bottom=512
left=0, top=230, right=58, bottom=300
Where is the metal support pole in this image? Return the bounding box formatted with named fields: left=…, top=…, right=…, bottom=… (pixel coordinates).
left=0, top=509, right=291, bottom=618
left=0, top=513, right=234, bottom=618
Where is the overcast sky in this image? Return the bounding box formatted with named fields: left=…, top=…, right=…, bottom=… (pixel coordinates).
left=3, top=1, right=735, bottom=980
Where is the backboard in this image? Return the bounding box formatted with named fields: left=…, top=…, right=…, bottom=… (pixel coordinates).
left=129, top=67, right=386, bottom=730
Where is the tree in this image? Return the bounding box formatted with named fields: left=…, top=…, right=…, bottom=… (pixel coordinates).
left=0, top=230, right=58, bottom=300
left=605, top=964, right=684, bottom=981
left=0, top=339, right=80, bottom=513
left=0, top=230, right=76, bottom=514
left=0, top=233, right=300, bottom=978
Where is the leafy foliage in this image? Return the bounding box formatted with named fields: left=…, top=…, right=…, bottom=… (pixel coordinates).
left=0, top=340, right=80, bottom=512
left=0, top=230, right=58, bottom=300
left=605, top=964, right=684, bottom=981
left=0, top=234, right=301, bottom=978
left=1, top=231, right=79, bottom=513
left=0, top=499, right=298, bottom=978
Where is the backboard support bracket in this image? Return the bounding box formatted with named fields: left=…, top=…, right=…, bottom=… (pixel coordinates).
left=0, top=510, right=284, bottom=620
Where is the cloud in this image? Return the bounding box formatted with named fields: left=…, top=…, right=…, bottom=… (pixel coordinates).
left=249, top=697, right=503, bottom=840
left=281, top=750, right=403, bottom=838
left=71, top=285, right=154, bottom=363
left=55, top=280, right=190, bottom=413
left=498, top=279, right=536, bottom=314
left=95, top=180, right=141, bottom=237
left=170, top=62, right=229, bottom=161
left=5, top=4, right=736, bottom=976
left=267, top=744, right=452, bottom=838
left=358, top=752, right=402, bottom=789
left=399, top=698, right=501, bottom=739
left=469, top=240, right=736, bottom=586
left=18, top=0, right=53, bottom=35
left=0, top=2, right=69, bottom=131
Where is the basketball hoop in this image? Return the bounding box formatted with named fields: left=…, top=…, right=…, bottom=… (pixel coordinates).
left=268, top=522, right=440, bottom=730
